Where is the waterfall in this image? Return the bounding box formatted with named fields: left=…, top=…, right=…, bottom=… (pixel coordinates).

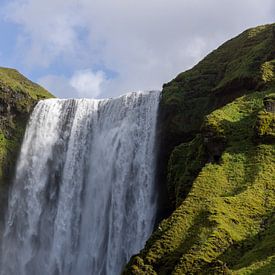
left=0, top=91, right=160, bottom=275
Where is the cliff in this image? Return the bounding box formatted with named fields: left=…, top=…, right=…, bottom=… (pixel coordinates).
left=0, top=67, right=53, bottom=221
left=0, top=23, right=274, bottom=275
left=125, top=24, right=275, bottom=274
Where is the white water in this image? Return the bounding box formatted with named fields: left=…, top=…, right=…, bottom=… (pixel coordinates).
left=0, top=91, right=160, bottom=275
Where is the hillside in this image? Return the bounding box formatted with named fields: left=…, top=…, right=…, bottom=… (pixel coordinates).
left=0, top=67, right=53, bottom=221
left=0, top=23, right=274, bottom=275
left=125, top=24, right=275, bottom=274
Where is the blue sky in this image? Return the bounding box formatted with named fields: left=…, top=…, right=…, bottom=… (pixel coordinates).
left=0, top=0, right=274, bottom=99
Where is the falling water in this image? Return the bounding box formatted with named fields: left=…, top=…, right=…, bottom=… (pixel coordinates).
left=0, top=91, right=160, bottom=275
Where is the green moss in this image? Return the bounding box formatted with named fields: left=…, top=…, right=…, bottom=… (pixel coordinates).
left=167, top=135, right=207, bottom=207
left=261, top=60, right=275, bottom=84
left=125, top=24, right=275, bottom=274
left=255, top=111, right=275, bottom=142
left=0, top=67, right=54, bottom=186
left=160, top=23, right=275, bottom=148
left=0, top=67, right=52, bottom=100
left=125, top=89, right=275, bottom=274
left=264, top=93, right=275, bottom=101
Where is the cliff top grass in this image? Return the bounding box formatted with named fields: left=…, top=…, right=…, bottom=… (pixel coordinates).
left=0, top=67, right=53, bottom=99
left=0, top=67, right=53, bottom=112
left=0, top=67, right=53, bottom=185
left=160, top=23, right=275, bottom=147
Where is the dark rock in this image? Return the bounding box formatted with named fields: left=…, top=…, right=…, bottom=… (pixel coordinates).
left=263, top=93, right=275, bottom=113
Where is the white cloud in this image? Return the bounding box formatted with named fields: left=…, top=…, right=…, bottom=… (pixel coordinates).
left=38, top=70, right=106, bottom=98
left=4, top=0, right=84, bottom=67
left=70, top=69, right=106, bottom=98
left=3, top=0, right=275, bottom=98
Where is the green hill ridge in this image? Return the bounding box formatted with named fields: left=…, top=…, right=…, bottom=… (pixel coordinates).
left=124, top=23, right=275, bottom=274
left=0, top=67, right=53, bottom=223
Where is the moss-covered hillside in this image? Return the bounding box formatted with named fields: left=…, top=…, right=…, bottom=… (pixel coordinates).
left=0, top=67, right=53, bottom=217
left=125, top=24, right=275, bottom=274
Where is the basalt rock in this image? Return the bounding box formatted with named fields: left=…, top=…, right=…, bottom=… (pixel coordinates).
left=263, top=93, right=275, bottom=113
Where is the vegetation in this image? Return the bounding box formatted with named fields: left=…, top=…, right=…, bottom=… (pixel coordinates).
left=0, top=67, right=53, bottom=209
left=125, top=23, right=275, bottom=274
left=0, top=67, right=53, bottom=227
left=159, top=23, right=275, bottom=152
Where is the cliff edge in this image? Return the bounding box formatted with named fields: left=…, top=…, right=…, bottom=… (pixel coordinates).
left=125, top=23, right=275, bottom=274
left=0, top=67, right=53, bottom=222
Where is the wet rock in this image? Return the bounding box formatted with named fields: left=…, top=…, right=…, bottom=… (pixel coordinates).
left=263, top=93, right=275, bottom=113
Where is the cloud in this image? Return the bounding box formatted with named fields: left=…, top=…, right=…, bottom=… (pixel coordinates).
left=38, top=69, right=106, bottom=98
left=70, top=69, right=106, bottom=98
left=3, top=0, right=275, bottom=98
left=4, top=0, right=84, bottom=68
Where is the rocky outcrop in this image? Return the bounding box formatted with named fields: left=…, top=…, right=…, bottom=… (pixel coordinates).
left=264, top=93, right=275, bottom=113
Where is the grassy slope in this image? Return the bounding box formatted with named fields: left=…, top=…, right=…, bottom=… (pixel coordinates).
left=125, top=24, right=275, bottom=274
left=160, top=23, right=275, bottom=151
left=0, top=67, right=53, bottom=186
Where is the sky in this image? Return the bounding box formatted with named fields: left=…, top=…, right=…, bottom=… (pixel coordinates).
left=0, top=0, right=274, bottom=99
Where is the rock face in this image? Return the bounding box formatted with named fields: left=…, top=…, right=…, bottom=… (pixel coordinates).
left=264, top=93, right=275, bottom=113
left=0, top=67, right=53, bottom=227
left=125, top=23, right=275, bottom=274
